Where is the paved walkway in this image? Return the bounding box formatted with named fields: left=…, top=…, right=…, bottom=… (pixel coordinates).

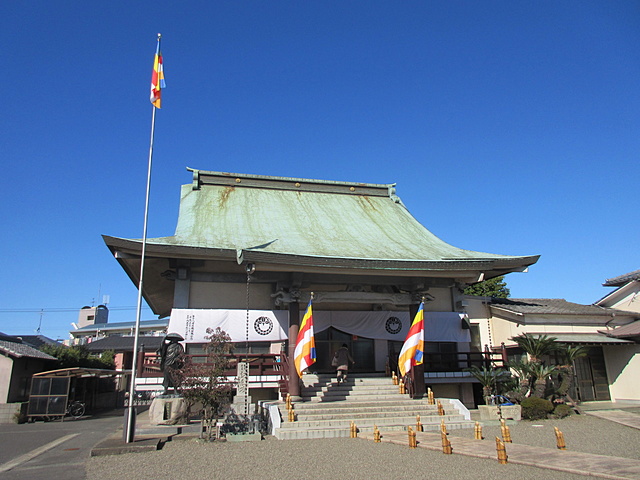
left=360, top=429, right=640, bottom=480
left=586, top=410, right=640, bottom=431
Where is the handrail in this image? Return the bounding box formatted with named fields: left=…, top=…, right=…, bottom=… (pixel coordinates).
left=277, top=351, right=290, bottom=400
left=139, top=353, right=284, bottom=378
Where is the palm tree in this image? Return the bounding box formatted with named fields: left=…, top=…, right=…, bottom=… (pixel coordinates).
left=465, top=366, right=510, bottom=404
left=554, top=344, right=589, bottom=407
left=511, top=334, right=558, bottom=363
left=528, top=363, right=558, bottom=398
left=507, top=359, right=535, bottom=398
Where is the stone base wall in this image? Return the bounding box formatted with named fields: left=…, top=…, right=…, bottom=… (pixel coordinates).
left=0, top=403, right=27, bottom=424
left=478, top=404, right=522, bottom=421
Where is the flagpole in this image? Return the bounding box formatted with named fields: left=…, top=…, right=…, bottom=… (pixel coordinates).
left=125, top=34, right=161, bottom=443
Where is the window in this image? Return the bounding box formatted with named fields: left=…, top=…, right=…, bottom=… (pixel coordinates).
left=424, top=342, right=458, bottom=372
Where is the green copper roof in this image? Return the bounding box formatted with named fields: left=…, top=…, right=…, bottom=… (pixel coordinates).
left=139, top=168, right=537, bottom=267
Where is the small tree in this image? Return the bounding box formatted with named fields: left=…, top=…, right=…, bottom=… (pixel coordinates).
left=511, top=334, right=558, bottom=363
left=464, top=276, right=510, bottom=298
left=40, top=345, right=115, bottom=370
left=465, top=366, right=511, bottom=404
left=174, top=327, right=233, bottom=440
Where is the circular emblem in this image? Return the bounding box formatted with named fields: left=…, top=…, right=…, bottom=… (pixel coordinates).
left=385, top=316, right=402, bottom=334
left=254, top=316, right=274, bottom=336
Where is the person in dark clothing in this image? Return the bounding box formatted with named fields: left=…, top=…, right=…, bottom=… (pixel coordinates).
left=332, top=343, right=355, bottom=383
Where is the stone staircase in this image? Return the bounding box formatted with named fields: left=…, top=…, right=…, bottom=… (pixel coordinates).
left=273, top=373, right=474, bottom=440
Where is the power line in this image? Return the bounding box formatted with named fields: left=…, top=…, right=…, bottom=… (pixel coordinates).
left=0, top=306, right=152, bottom=313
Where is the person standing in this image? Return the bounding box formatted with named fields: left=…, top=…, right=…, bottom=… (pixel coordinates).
left=332, top=343, right=355, bottom=383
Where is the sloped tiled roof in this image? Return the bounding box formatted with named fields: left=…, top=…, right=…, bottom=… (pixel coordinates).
left=72, top=319, right=168, bottom=333
left=490, top=298, right=637, bottom=316
left=520, top=332, right=633, bottom=345
left=600, top=320, right=640, bottom=339
left=84, top=335, right=164, bottom=353
left=16, top=335, right=61, bottom=349
left=0, top=340, right=57, bottom=360
left=603, top=270, right=640, bottom=287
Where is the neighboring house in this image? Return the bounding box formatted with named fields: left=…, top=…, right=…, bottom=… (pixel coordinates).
left=0, top=333, right=58, bottom=404
left=69, top=319, right=168, bottom=346
left=84, top=335, right=164, bottom=371
left=68, top=304, right=167, bottom=346
left=84, top=336, right=165, bottom=394
left=596, top=269, right=640, bottom=313
left=466, top=273, right=640, bottom=403
left=104, top=168, right=539, bottom=406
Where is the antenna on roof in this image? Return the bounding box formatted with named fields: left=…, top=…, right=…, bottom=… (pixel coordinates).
left=103, top=295, right=110, bottom=306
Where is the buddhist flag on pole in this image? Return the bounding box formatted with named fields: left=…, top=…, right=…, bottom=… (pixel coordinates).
left=150, top=36, right=166, bottom=108
left=294, top=298, right=316, bottom=376
left=398, top=302, right=425, bottom=377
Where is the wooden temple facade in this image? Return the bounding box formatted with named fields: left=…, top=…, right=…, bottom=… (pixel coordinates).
left=104, top=168, right=539, bottom=406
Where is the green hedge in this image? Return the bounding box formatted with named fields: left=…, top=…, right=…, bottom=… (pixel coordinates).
left=521, top=397, right=554, bottom=420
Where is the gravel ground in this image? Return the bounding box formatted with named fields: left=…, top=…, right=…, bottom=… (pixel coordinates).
left=452, top=413, right=640, bottom=460
left=87, top=414, right=640, bottom=480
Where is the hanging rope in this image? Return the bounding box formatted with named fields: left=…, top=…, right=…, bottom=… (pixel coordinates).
left=243, top=263, right=254, bottom=420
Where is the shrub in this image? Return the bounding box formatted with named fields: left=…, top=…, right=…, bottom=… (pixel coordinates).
left=521, top=396, right=554, bottom=420
left=553, top=404, right=572, bottom=418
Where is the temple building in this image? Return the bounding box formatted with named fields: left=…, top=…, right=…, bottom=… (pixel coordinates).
left=104, top=168, right=539, bottom=406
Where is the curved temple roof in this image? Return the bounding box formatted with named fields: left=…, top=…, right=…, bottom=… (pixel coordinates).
left=105, top=168, right=538, bottom=275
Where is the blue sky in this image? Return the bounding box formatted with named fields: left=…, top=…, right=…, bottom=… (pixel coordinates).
left=1, top=1, right=638, bottom=341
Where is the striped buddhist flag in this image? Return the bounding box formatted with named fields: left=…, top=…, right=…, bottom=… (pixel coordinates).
left=398, top=302, right=425, bottom=377
left=150, top=38, right=166, bottom=108
left=294, top=298, right=316, bottom=376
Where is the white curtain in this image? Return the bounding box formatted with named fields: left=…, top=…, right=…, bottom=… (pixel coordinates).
left=168, top=309, right=470, bottom=344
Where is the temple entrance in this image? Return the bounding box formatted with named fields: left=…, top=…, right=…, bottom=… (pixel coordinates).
left=314, top=327, right=375, bottom=373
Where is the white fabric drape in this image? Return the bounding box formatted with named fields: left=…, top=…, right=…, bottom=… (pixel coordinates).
left=168, top=309, right=470, bottom=344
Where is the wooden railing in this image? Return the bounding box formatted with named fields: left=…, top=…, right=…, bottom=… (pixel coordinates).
left=138, top=353, right=286, bottom=378
left=138, top=352, right=292, bottom=400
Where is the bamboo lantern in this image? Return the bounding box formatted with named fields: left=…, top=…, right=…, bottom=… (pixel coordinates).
left=474, top=421, right=483, bottom=440
left=437, top=400, right=445, bottom=416
left=373, top=425, right=381, bottom=443
left=399, top=379, right=405, bottom=394
left=416, top=414, right=423, bottom=432
left=554, top=427, right=566, bottom=450
left=350, top=421, right=358, bottom=438
left=288, top=407, right=295, bottom=422
left=440, top=418, right=448, bottom=435
left=392, top=371, right=398, bottom=385
left=427, top=388, right=435, bottom=405
left=441, top=431, right=453, bottom=454
left=500, top=419, right=512, bottom=443
left=407, top=426, right=417, bottom=448
left=495, top=437, right=508, bottom=464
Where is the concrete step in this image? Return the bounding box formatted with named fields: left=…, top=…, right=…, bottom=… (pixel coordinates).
left=293, top=409, right=459, bottom=421
left=300, top=393, right=425, bottom=402
left=274, top=419, right=474, bottom=440
left=302, top=382, right=399, bottom=392
left=283, top=413, right=466, bottom=427
left=292, top=404, right=440, bottom=416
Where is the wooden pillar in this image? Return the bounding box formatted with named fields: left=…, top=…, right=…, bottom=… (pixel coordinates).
left=410, top=302, right=426, bottom=398
left=288, top=301, right=301, bottom=400
left=500, top=342, right=508, bottom=365
left=136, top=348, right=145, bottom=378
